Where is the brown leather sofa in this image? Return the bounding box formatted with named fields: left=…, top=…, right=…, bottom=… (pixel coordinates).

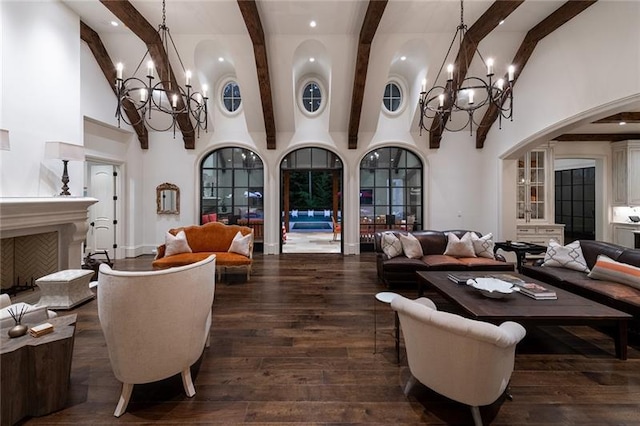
left=521, top=240, right=640, bottom=321
left=153, top=222, right=253, bottom=281
left=374, top=229, right=514, bottom=288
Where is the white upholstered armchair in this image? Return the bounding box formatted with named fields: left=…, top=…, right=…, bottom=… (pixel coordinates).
left=390, top=295, right=526, bottom=426
left=98, top=255, right=216, bottom=417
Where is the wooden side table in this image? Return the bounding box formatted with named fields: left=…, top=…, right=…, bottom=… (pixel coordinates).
left=1, top=314, right=77, bottom=426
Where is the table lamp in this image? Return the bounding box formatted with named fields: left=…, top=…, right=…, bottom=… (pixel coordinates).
left=44, top=141, right=85, bottom=196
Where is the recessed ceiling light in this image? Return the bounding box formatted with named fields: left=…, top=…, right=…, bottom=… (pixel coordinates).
left=499, top=19, right=505, bottom=25
left=400, top=56, right=407, bottom=61
left=309, top=57, right=315, bottom=62
left=218, top=57, right=224, bottom=62
left=619, top=121, right=627, bottom=126
left=110, top=21, right=119, bottom=27
left=309, top=20, right=317, bottom=28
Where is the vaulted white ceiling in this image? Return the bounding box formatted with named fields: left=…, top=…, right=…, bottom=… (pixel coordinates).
left=64, top=0, right=639, bottom=146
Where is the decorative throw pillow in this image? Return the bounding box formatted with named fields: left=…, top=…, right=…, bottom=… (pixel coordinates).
left=588, top=255, right=640, bottom=290
left=399, top=233, right=423, bottom=259
left=165, top=230, right=192, bottom=256
left=443, top=232, right=476, bottom=258
left=471, top=232, right=496, bottom=259
left=228, top=231, right=252, bottom=257
left=542, top=239, right=589, bottom=272
left=381, top=232, right=403, bottom=259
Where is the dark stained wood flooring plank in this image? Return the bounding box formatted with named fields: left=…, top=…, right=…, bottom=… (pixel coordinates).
left=11, top=253, right=640, bottom=425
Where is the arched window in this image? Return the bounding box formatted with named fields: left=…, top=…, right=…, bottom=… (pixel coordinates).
left=222, top=81, right=241, bottom=113
left=383, top=82, right=402, bottom=113
left=301, top=81, right=322, bottom=113
left=359, top=147, right=423, bottom=250
left=201, top=147, right=264, bottom=248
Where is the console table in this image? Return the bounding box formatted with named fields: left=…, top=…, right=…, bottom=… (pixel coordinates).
left=1, top=314, right=77, bottom=426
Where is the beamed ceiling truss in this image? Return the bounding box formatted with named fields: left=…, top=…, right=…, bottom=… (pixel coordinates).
left=475, top=0, right=598, bottom=149
left=80, top=21, right=149, bottom=149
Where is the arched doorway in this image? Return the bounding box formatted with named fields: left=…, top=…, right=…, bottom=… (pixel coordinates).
left=200, top=147, right=264, bottom=251
left=359, top=147, right=423, bottom=251
left=280, top=147, right=343, bottom=253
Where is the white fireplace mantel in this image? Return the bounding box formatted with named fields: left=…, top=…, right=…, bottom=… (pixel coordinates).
left=0, top=197, right=98, bottom=269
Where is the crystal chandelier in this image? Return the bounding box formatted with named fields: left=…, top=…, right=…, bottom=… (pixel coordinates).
left=115, top=0, right=208, bottom=137
left=419, top=0, right=514, bottom=136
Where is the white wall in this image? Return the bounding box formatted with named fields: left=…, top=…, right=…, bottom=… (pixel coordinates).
left=4, top=1, right=639, bottom=257
left=1, top=1, right=83, bottom=197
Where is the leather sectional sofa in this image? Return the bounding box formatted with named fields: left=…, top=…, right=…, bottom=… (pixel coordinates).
left=521, top=240, right=640, bottom=322
left=374, top=229, right=515, bottom=289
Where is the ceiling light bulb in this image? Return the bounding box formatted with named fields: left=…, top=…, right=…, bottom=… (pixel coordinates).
left=309, top=57, right=315, bottom=62
left=310, top=20, right=317, bottom=28
left=218, top=57, right=224, bottom=62
left=400, top=56, right=406, bottom=61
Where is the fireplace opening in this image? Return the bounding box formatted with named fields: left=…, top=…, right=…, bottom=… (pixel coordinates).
left=0, top=232, right=58, bottom=295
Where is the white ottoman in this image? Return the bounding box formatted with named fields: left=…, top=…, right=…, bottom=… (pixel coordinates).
left=35, top=269, right=95, bottom=310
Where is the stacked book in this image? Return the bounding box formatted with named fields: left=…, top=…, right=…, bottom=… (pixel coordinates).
left=447, top=273, right=477, bottom=285
left=512, top=282, right=557, bottom=300
left=29, top=322, right=54, bottom=337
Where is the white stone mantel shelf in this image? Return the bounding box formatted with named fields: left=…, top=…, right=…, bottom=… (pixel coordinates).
left=0, top=197, right=98, bottom=269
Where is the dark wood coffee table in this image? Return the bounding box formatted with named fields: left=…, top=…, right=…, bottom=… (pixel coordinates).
left=416, top=271, right=632, bottom=360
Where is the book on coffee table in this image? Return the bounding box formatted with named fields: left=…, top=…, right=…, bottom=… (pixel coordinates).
left=447, top=273, right=477, bottom=285
left=513, top=282, right=557, bottom=300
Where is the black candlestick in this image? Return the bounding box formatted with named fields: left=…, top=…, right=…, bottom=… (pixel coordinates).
left=60, top=159, right=70, bottom=196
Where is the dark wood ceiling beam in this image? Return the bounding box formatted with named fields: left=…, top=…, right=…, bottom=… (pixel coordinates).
left=429, top=0, right=524, bottom=149
left=594, top=112, right=640, bottom=123
left=476, top=1, right=597, bottom=149
left=553, top=133, right=640, bottom=142
left=348, top=0, right=388, bottom=150
left=80, top=21, right=148, bottom=149
left=99, top=0, right=195, bottom=149
left=237, top=0, right=276, bottom=150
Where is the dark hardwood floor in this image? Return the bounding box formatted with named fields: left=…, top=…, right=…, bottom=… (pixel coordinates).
left=12, top=253, right=640, bottom=425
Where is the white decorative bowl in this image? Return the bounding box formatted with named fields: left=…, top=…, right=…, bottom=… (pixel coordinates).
left=471, top=278, right=514, bottom=299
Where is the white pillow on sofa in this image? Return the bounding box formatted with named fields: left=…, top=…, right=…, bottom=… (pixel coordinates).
left=588, top=255, right=640, bottom=289
left=165, top=230, right=192, bottom=256
left=444, top=232, right=476, bottom=258
left=471, top=232, right=495, bottom=259
left=381, top=232, right=403, bottom=259
left=542, top=239, right=589, bottom=272
left=229, top=231, right=252, bottom=257
left=400, top=233, right=423, bottom=259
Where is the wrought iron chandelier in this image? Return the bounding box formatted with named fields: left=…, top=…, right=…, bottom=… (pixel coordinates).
left=115, top=0, right=208, bottom=137
left=419, top=0, right=514, bottom=136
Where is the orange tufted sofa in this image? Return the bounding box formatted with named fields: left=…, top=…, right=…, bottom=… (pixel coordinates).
left=152, top=222, right=254, bottom=281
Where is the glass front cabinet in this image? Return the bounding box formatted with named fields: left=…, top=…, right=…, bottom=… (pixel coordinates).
left=516, top=147, right=564, bottom=245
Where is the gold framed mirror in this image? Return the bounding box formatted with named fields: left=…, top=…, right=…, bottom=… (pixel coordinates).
left=156, top=183, right=180, bottom=214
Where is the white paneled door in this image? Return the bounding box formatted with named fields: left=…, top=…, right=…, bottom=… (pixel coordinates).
left=87, top=164, right=116, bottom=259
